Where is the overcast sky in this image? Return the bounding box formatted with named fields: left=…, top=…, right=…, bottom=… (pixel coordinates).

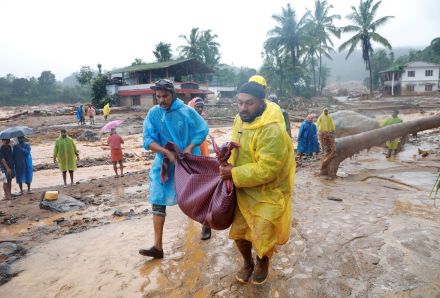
left=1, top=0, right=439, bottom=80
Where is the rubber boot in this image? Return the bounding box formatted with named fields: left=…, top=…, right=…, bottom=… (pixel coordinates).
left=252, top=256, right=269, bottom=285
left=200, top=225, right=211, bottom=240
left=235, top=240, right=254, bottom=283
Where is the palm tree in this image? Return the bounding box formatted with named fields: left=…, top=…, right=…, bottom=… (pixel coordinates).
left=199, top=29, right=221, bottom=67
left=339, top=0, right=394, bottom=95
left=308, top=0, right=340, bottom=92
left=266, top=4, right=307, bottom=94
left=178, top=27, right=202, bottom=61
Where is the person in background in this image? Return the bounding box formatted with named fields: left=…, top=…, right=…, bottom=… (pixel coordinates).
left=297, top=114, right=320, bottom=160
left=382, top=109, right=403, bottom=158
left=219, top=82, right=295, bottom=285
left=316, top=108, right=336, bottom=159
left=188, top=97, right=211, bottom=240
left=53, top=129, right=79, bottom=187
left=12, top=136, right=33, bottom=194
left=76, top=104, right=84, bottom=126
left=268, top=94, right=291, bottom=137
left=103, top=103, right=110, bottom=121
left=0, top=139, right=14, bottom=200
left=140, top=79, right=208, bottom=259
left=107, top=128, right=124, bottom=177
left=88, top=105, right=96, bottom=125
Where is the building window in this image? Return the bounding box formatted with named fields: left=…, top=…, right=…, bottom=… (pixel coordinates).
left=425, top=84, right=433, bottom=92
left=407, top=70, right=415, bottom=77
left=132, top=95, right=140, bottom=105
left=407, top=85, right=415, bottom=92
left=425, top=70, right=433, bottom=76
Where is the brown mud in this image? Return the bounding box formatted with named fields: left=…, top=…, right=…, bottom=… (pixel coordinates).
left=0, top=101, right=439, bottom=297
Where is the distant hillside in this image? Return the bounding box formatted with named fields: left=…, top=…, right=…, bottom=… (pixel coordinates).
left=323, top=47, right=422, bottom=83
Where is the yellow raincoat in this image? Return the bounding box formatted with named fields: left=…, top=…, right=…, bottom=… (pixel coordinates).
left=316, top=112, right=335, bottom=133
left=103, top=104, right=110, bottom=118
left=381, top=116, right=403, bottom=149
left=53, top=136, right=78, bottom=172
left=228, top=100, right=295, bottom=258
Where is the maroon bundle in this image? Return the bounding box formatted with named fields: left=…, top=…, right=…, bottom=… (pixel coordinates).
left=161, top=139, right=239, bottom=230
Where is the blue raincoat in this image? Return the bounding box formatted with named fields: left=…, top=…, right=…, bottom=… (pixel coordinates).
left=297, top=120, right=320, bottom=154
left=143, top=98, right=209, bottom=206
left=76, top=105, right=83, bottom=121
left=12, top=142, right=33, bottom=184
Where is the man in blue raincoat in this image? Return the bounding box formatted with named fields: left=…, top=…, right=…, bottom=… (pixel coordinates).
left=140, top=79, right=209, bottom=259
left=12, top=136, right=33, bottom=194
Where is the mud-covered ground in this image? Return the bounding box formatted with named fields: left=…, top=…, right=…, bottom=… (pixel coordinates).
left=0, top=100, right=440, bottom=297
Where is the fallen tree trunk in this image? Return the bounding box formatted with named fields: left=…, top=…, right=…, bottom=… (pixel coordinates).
left=320, top=114, right=440, bottom=177
left=0, top=111, right=28, bottom=121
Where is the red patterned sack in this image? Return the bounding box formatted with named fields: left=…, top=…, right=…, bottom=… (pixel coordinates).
left=161, top=139, right=239, bottom=230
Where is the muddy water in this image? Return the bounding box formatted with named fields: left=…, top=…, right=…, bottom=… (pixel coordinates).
left=1, top=126, right=440, bottom=297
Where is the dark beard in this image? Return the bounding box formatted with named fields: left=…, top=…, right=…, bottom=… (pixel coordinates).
left=239, top=103, right=266, bottom=123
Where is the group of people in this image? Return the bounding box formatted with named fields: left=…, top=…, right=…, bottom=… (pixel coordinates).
left=1, top=75, right=406, bottom=285
left=296, top=108, right=336, bottom=161
left=76, top=103, right=111, bottom=126
left=140, top=77, right=295, bottom=285
left=0, top=137, right=33, bottom=199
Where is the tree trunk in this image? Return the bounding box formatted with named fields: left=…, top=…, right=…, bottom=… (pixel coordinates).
left=318, top=46, right=322, bottom=94
left=312, top=55, right=316, bottom=95
left=320, top=115, right=440, bottom=177
left=367, top=56, right=373, bottom=96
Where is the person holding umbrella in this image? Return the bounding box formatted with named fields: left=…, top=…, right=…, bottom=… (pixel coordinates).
left=0, top=139, right=14, bottom=200
left=53, top=129, right=79, bottom=187
left=107, top=128, right=124, bottom=177
left=12, top=136, right=33, bottom=194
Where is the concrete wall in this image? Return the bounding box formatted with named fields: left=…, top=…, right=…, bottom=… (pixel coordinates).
left=119, top=95, right=154, bottom=108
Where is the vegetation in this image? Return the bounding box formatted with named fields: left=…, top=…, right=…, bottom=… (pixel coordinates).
left=0, top=71, right=90, bottom=106
left=178, top=27, right=221, bottom=68
left=261, top=1, right=340, bottom=97
left=339, top=0, right=394, bottom=95
left=394, top=37, right=440, bottom=65
left=153, top=42, right=172, bottom=62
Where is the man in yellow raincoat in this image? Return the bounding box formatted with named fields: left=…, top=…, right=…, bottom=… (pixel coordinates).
left=103, top=103, right=110, bottom=120
left=382, top=109, right=403, bottom=158
left=219, top=82, right=295, bottom=285
left=53, top=129, right=79, bottom=187
left=316, top=108, right=336, bottom=158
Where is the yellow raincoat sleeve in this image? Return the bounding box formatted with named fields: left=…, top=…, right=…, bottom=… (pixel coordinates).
left=231, top=123, right=287, bottom=188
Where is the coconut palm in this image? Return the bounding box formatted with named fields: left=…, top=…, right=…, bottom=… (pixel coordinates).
left=308, top=0, right=340, bottom=92
left=199, top=29, right=221, bottom=67
left=339, top=0, right=394, bottom=95
left=178, top=27, right=203, bottom=61
left=266, top=3, right=308, bottom=94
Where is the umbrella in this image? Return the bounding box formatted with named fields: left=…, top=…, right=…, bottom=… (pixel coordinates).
left=0, top=126, right=33, bottom=139
left=100, top=120, right=124, bottom=132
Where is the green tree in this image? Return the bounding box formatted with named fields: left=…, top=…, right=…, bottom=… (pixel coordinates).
left=131, top=58, right=145, bottom=66
left=179, top=27, right=202, bottom=60
left=339, top=0, right=394, bottom=95
left=308, top=0, right=340, bottom=92
left=370, top=49, right=393, bottom=89
left=76, top=66, right=94, bottom=87
left=97, top=63, right=102, bottom=75
left=179, top=27, right=221, bottom=68
left=38, top=70, right=56, bottom=93
left=153, top=42, right=172, bottom=62
left=266, top=4, right=307, bottom=94
left=11, top=78, right=31, bottom=96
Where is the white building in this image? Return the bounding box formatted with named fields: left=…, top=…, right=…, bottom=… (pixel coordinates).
left=379, top=61, right=440, bottom=96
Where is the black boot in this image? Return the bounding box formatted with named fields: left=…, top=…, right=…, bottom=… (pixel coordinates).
left=200, top=225, right=211, bottom=240
left=235, top=239, right=254, bottom=283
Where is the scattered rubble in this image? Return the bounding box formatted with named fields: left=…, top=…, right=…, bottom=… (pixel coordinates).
left=40, top=194, right=86, bottom=212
